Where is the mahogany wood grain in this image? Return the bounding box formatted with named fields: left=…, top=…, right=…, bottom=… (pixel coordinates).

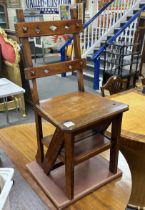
left=141, top=76, right=145, bottom=85
left=16, top=10, right=33, bottom=68
left=15, top=19, right=83, bottom=37
left=109, top=89, right=145, bottom=208
left=101, top=76, right=128, bottom=97
left=110, top=113, right=122, bottom=173
left=0, top=123, right=131, bottom=210
left=15, top=8, right=128, bottom=200
left=63, top=134, right=111, bottom=165
left=42, top=132, right=111, bottom=165
left=16, top=9, right=39, bottom=105
left=71, top=9, right=84, bottom=92
left=110, top=89, right=145, bottom=134
left=37, top=92, right=128, bottom=132
left=25, top=59, right=86, bottom=80
left=35, top=114, right=44, bottom=164
left=64, top=132, right=74, bottom=200
left=42, top=128, right=64, bottom=174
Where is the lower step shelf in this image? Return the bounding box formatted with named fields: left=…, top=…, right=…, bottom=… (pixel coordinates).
left=42, top=132, right=111, bottom=165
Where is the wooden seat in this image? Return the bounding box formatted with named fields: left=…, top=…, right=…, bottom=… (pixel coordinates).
left=15, top=9, right=128, bottom=201
left=101, top=76, right=128, bottom=97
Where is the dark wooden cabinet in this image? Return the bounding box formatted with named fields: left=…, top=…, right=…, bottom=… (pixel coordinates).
left=0, top=0, right=9, bottom=29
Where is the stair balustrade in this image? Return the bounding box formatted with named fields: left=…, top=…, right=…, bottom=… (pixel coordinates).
left=93, top=4, right=145, bottom=90
left=60, top=0, right=144, bottom=89
left=60, top=0, right=142, bottom=60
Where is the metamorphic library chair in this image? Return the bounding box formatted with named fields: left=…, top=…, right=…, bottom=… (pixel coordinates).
left=15, top=8, right=128, bottom=205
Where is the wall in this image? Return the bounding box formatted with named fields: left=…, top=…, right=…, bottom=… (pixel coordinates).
left=7, top=0, right=25, bottom=30
left=7, top=0, right=74, bottom=29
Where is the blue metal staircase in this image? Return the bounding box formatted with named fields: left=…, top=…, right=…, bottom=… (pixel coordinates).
left=60, top=0, right=145, bottom=90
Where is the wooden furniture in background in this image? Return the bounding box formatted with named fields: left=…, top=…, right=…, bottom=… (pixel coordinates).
left=0, top=0, right=9, bottom=29
left=141, top=75, right=145, bottom=86
left=101, top=76, right=127, bottom=97
left=0, top=28, right=26, bottom=116
left=0, top=123, right=132, bottom=210
left=15, top=8, right=128, bottom=209
left=110, top=89, right=145, bottom=209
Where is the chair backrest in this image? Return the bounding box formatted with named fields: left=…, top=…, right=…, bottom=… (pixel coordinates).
left=100, top=76, right=127, bottom=97
left=15, top=8, right=85, bottom=105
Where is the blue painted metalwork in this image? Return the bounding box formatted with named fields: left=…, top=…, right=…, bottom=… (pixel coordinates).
left=59, top=0, right=115, bottom=63
left=83, top=0, right=114, bottom=30
left=60, top=47, right=66, bottom=77
left=92, top=4, right=145, bottom=90
left=94, top=58, right=100, bottom=90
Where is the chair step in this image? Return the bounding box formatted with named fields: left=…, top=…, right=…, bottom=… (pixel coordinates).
left=42, top=133, right=111, bottom=166
left=61, top=133, right=111, bottom=165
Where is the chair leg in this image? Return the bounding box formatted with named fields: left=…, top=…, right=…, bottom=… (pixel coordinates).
left=110, top=113, right=122, bottom=173
left=35, top=113, right=44, bottom=164
left=64, top=133, right=74, bottom=200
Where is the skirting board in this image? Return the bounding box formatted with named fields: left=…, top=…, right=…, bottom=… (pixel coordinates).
left=27, top=155, right=122, bottom=210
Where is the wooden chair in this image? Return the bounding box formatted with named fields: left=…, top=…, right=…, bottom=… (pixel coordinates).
left=15, top=9, right=128, bottom=201
left=141, top=75, right=145, bottom=86
left=101, top=76, right=128, bottom=97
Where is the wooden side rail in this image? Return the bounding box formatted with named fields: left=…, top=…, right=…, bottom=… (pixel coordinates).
left=25, top=59, right=86, bottom=79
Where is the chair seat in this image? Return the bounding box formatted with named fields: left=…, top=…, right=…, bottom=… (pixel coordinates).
left=36, top=92, right=128, bottom=131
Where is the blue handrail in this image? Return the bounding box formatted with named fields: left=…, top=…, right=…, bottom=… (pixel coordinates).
left=83, top=0, right=114, bottom=30
left=93, top=4, right=145, bottom=60
left=60, top=0, right=115, bottom=56
left=92, top=4, right=145, bottom=90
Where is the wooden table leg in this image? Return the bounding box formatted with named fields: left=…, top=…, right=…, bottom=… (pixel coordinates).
left=64, top=132, right=74, bottom=200
left=109, top=113, right=123, bottom=173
